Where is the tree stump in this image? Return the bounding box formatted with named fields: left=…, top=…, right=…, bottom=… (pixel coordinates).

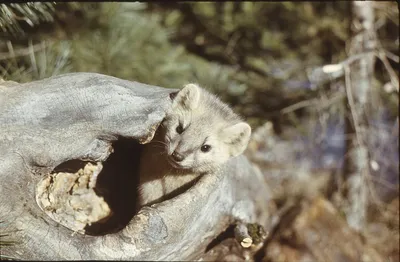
left=0, top=73, right=272, bottom=260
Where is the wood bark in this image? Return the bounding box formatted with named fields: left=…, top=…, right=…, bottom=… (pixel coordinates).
left=0, top=73, right=271, bottom=260
left=344, top=1, right=377, bottom=231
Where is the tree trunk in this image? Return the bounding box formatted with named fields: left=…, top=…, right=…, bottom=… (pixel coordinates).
left=344, top=1, right=377, bottom=231
left=0, top=73, right=272, bottom=260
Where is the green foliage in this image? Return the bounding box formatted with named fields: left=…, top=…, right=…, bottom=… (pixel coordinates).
left=2, top=2, right=241, bottom=95
left=68, top=3, right=237, bottom=90
left=0, top=3, right=55, bottom=36
left=151, top=2, right=351, bottom=75
left=0, top=2, right=398, bottom=128
left=1, top=40, right=71, bottom=82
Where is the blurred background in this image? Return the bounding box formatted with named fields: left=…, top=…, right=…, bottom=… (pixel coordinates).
left=0, top=2, right=398, bottom=261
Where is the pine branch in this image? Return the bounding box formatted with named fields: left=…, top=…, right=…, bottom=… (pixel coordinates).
left=0, top=3, right=56, bottom=36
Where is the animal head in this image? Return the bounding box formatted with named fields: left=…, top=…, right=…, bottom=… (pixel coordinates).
left=162, top=83, right=251, bottom=173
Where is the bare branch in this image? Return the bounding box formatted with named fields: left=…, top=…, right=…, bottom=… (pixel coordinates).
left=378, top=51, right=399, bottom=93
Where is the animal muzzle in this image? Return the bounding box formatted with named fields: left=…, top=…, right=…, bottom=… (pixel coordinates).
left=171, top=151, right=185, bottom=162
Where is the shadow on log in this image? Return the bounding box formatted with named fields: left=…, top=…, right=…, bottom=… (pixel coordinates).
left=0, top=73, right=272, bottom=260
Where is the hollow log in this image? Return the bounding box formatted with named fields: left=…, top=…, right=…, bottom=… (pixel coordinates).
left=0, top=73, right=272, bottom=260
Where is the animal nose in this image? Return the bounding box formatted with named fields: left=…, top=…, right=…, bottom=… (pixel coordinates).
left=171, top=151, right=184, bottom=162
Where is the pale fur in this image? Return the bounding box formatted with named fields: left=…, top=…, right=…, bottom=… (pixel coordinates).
left=138, top=83, right=251, bottom=206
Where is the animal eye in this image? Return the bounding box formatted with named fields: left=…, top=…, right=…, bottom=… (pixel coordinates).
left=176, top=124, right=184, bottom=134
left=201, top=145, right=211, bottom=152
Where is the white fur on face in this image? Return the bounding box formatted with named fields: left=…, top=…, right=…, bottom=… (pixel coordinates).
left=162, top=84, right=251, bottom=173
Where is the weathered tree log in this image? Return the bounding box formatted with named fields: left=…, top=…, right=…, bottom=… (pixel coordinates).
left=0, top=73, right=271, bottom=260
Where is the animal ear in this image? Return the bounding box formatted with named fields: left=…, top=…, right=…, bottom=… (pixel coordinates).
left=222, top=122, right=251, bottom=157
left=172, top=83, right=200, bottom=110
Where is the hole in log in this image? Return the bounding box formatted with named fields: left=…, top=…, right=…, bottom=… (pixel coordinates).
left=45, top=134, right=205, bottom=236
left=84, top=137, right=142, bottom=235
left=42, top=138, right=143, bottom=236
